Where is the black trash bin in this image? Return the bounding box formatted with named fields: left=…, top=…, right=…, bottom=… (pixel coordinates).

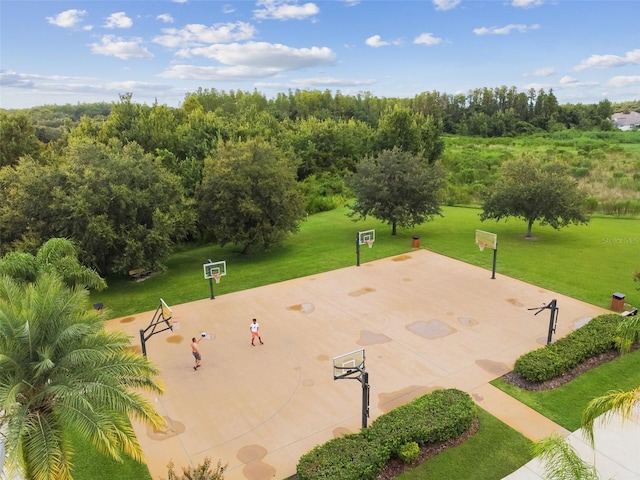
left=412, top=236, right=420, bottom=248
left=610, top=292, right=625, bottom=311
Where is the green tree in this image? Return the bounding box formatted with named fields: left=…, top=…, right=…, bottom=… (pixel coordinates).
left=480, top=155, right=590, bottom=237
left=197, top=139, right=305, bottom=253
left=0, top=273, right=165, bottom=480
left=347, top=147, right=445, bottom=235
left=0, top=238, right=106, bottom=290
left=0, top=138, right=194, bottom=274
left=0, top=111, right=41, bottom=167
left=375, top=105, right=444, bottom=163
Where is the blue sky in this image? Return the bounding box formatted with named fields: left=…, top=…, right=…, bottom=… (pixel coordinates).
left=1, top=0, right=638, bottom=109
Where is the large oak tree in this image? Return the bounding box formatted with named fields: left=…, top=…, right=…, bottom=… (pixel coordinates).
left=197, top=139, right=305, bottom=253
left=480, top=155, right=590, bottom=237
left=347, top=147, right=445, bottom=235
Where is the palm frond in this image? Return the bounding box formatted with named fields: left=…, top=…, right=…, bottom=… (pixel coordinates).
left=533, top=433, right=599, bottom=480
left=22, top=412, right=73, bottom=480
left=581, top=387, right=640, bottom=445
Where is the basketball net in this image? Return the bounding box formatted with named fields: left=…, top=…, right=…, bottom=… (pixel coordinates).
left=478, top=242, right=487, bottom=252
left=213, top=273, right=221, bottom=284
left=365, top=239, right=374, bottom=249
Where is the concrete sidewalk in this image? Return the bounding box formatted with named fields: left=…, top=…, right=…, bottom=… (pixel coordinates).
left=107, top=249, right=620, bottom=480
left=503, top=410, right=640, bottom=480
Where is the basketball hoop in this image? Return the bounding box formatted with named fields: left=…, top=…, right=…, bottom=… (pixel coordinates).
left=478, top=242, right=487, bottom=252
left=213, top=273, right=221, bottom=284
left=170, top=319, right=180, bottom=331
left=365, top=239, right=374, bottom=249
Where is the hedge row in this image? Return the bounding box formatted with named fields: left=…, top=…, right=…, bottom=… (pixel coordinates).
left=513, top=314, right=622, bottom=383
left=296, top=388, right=477, bottom=480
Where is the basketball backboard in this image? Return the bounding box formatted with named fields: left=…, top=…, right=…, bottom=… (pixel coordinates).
left=160, top=298, right=173, bottom=320
left=475, top=230, right=497, bottom=250
left=333, top=348, right=365, bottom=379
left=203, top=260, right=227, bottom=280
left=358, top=230, right=375, bottom=246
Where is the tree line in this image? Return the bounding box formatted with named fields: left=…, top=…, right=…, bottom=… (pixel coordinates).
left=0, top=86, right=624, bottom=277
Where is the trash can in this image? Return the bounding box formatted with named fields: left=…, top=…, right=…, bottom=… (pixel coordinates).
left=412, top=236, right=420, bottom=248
left=610, top=292, right=625, bottom=311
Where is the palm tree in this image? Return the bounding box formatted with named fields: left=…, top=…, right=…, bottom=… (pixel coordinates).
left=0, top=273, right=165, bottom=480
left=0, top=238, right=106, bottom=291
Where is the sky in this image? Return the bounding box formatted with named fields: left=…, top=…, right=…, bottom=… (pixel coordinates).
left=0, top=0, right=639, bottom=110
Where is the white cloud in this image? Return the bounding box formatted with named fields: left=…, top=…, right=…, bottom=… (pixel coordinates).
left=573, top=49, right=640, bottom=71
left=157, top=14, right=174, bottom=24
left=159, top=41, right=335, bottom=81
left=0, top=70, right=174, bottom=96
left=90, top=36, right=154, bottom=60
left=222, top=4, right=236, bottom=14
left=253, top=0, right=320, bottom=20
left=529, top=67, right=555, bottom=77
left=365, top=35, right=402, bottom=48
left=608, top=75, right=640, bottom=87
left=341, top=0, right=360, bottom=6
left=414, top=33, right=443, bottom=46
left=257, top=77, right=376, bottom=91
left=153, top=22, right=256, bottom=48
left=46, top=9, right=90, bottom=29
left=560, top=75, right=578, bottom=84
left=159, top=64, right=281, bottom=80
left=184, top=42, right=335, bottom=69
left=474, top=24, right=540, bottom=35
left=432, top=0, right=460, bottom=11
left=172, top=0, right=188, bottom=3
left=511, top=0, right=543, bottom=8
left=104, top=12, right=133, bottom=29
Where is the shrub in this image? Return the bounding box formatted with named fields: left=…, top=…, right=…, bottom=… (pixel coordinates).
left=165, top=457, right=227, bottom=480
left=398, top=442, right=420, bottom=463
left=296, top=389, right=476, bottom=480
left=513, top=314, right=621, bottom=382
left=296, top=433, right=389, bottom=480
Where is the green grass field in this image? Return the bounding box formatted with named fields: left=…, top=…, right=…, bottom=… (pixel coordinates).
left=91, top=205, right=639, bottom=319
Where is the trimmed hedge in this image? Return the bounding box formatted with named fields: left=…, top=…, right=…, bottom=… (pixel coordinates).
left=296, top=389, right=476, bottom=480
left=513, top=314, right=622, bottom=383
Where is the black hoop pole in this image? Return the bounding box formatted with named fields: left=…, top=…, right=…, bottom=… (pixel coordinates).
left=361, top=370, right=370, bottom=429
left=209, top=277, right=215, bottom=300
left=356, top=232, right=361, bottom=267
left=491, top=246, right=497, bottom=279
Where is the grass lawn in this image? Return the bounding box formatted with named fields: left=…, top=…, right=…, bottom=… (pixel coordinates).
left=91, top=205, right=640, bottom=319
left=69, top=429, right=152, bottom=480
left=491, top=348, right=640, bottom=431
left=395, top=408, right=533, bottom=480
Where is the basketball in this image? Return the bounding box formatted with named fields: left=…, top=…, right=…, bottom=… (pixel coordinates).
left=200, top=332, right=207, bottom=338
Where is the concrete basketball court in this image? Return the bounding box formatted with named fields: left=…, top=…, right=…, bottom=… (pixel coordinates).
left=107, top=249, right=610, bottom=480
